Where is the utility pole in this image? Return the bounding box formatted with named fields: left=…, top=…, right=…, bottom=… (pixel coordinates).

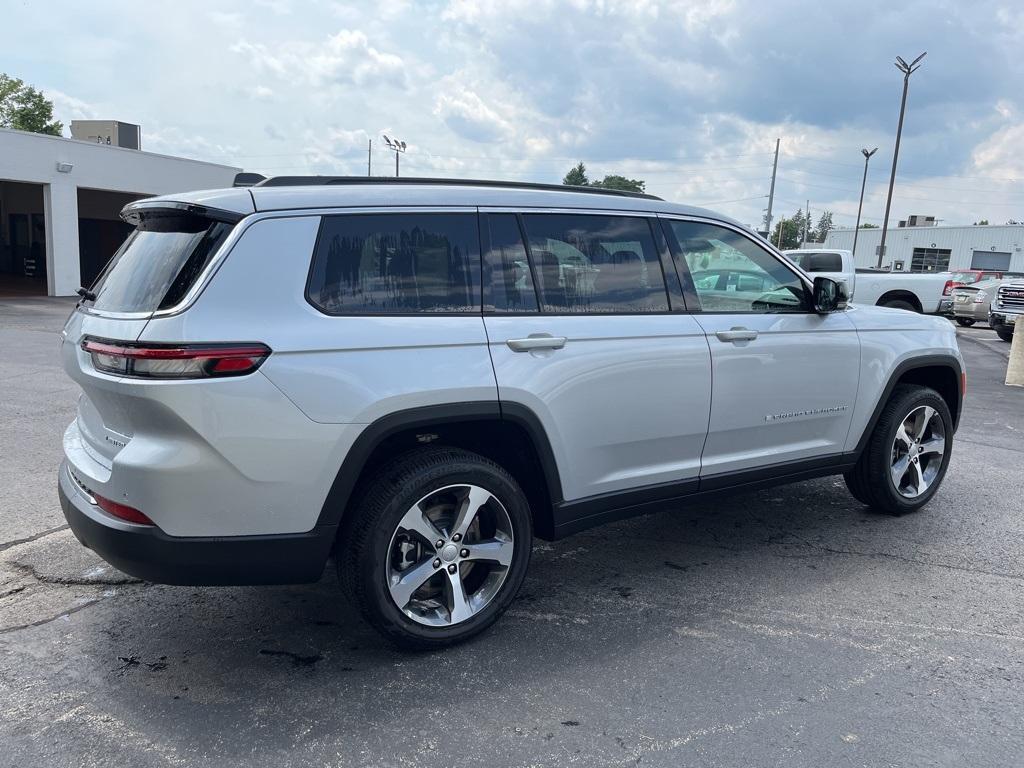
left=367, top=139, right=372, bottom=176
left=878, top=52, right=926, bottom=268
left=802, top=199, right=810, bottom=247
left=764, top=138, right=780, bottom=238
left=852, top=147, right=878, bottom=260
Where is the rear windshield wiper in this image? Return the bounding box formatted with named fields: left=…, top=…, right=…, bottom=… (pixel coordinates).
left=76, top=287, right=96, bottom=302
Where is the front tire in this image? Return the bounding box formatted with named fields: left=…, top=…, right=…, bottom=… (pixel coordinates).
left=339, top=447, right=532, bottom=650
left=995, top=326, right=1014, bottom=343
left=844, top=385, right=952, bottom=515
left=955, top=317, right=975, bottom=327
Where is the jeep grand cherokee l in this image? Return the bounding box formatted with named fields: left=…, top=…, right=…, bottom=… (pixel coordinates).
left=59, top=177, right=965, bottom=648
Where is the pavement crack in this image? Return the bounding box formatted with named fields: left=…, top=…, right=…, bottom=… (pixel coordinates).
left=0, top=598, right=102, bottom=635
left=0, top=524, right=69, bottom=554
left=9, top=560, right=142, bottom=586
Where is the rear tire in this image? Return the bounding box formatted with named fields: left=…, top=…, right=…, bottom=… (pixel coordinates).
left=339, top=447, right=532, bottom=650
left=955, top=317, right=975, bottom=327
left=882, top=299, right=917, bottom=312
left=844, top=385, right=952, bottom=515
left=996, top=326, right=1014, bottom=343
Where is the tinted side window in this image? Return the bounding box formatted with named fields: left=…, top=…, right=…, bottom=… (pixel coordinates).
left=666, top=220, right=807, bottom=313
left=521, top=214, right=668, bottom=313
left=482, top=214, right=538, bottom=313
left=308, top=213, right=481, bottom=314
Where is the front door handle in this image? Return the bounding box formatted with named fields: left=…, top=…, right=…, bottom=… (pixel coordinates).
left=507, top=334, right=567, bottom=352
left=715, top=327, right=759, bottom=343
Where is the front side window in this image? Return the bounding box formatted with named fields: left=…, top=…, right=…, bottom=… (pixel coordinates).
left=308, top=213, right=481, bottom=314
left=666, top=220, right=807, bottom=313
left=521, top=214, right=668, bottom=313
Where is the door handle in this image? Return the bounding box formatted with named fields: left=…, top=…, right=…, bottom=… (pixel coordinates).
left=507, top=334, right=567, bottom=352
left=715, top=328, right=759, bottom=343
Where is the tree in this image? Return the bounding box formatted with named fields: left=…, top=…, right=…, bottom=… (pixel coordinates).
left=0, top=74, right=63, bottom=135
left=1007, top=219, right=1021, bottom=225
left=770, top=213, right=803, bottom=250
left=973, top=219, right=989, bottom=226
left=812, top=210, right=833, bottom=243
left=562, top=163, right=646, bottom=193
left=563, top=162, right=589, bottom=187
left=592, top=174, right=645, bottom=193
left=860, top=223, right=879, bottom=229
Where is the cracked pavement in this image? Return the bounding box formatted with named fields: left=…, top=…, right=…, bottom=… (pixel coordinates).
left=1, top=297, right=1022, bottom=767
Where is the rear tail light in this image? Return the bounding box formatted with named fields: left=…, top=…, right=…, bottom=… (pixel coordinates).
left=95, top=493, right=155, bottom=526
left=82, top=338, right=270, bottom=379
left=943, top=280, right=955, bottom=296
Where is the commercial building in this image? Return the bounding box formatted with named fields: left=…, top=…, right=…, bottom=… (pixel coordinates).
left=0, top=126, right=239, bottom=297
left=824, top=218, right=1024, bottom=273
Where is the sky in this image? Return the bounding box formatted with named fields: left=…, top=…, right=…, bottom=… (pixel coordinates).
left=6, top=0, right=1024, bottom=230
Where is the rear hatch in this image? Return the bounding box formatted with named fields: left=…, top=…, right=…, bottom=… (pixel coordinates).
left=62, top=198, right=250, bottom=469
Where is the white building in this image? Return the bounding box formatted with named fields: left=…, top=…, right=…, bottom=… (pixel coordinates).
left=0, top=127, right=239, bottom=297
left=824, top=221, right=1024, bottom=274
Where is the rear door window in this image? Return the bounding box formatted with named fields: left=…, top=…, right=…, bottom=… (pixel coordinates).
left=89, top=221, right=232, bottom=313
left=482, top=213, right=538, bottom=313
left=520, top=213, right=668, bottom=313
left=307, top=213, right=481, bottom=314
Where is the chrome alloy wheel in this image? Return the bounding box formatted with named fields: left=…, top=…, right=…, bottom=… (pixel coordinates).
left=890, top=405, right=946, bottom=499
left=386, top=484, right=515, bottom=627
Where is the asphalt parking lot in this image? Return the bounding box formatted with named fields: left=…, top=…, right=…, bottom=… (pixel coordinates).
left=1, top=297, right=1022, bottom=767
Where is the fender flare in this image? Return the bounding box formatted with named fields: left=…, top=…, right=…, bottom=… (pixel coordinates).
left=314, top=401, right=563, bottom=529
left=852, top=354, right=963, bottom=458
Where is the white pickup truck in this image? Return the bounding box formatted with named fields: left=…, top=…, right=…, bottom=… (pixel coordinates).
left=783, top=248, right=949, bottom=313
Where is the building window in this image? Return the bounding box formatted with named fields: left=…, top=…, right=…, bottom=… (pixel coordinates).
left=910, top=247, right=951, bottom=273
left=970, top=251, right=1011, bottom=271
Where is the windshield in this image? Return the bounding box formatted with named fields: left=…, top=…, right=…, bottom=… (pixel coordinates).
left=87, top=221, right=232, bottom=313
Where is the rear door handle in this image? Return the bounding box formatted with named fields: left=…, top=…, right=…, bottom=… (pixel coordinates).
left=715, top=328, right=759, bottom=343
left=507, top=334, right=567, bottom=352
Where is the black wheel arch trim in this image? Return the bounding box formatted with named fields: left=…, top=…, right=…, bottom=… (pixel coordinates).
left=315, top=401, right=564, bottom=530
left=852, top=354, right=963, bottom=459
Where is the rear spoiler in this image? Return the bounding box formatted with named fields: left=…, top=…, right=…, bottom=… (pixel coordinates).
left=120, top=200, right=246, bottom=231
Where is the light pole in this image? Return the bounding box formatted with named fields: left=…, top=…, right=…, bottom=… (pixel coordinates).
left=852, top=147, right=878, bottom=260
left=877, top=52, right=926, bottom=268
left=382, top=134, right=407, bottom=177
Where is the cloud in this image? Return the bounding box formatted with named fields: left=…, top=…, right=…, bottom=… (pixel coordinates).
left=231, top=29, right=408, bottom=90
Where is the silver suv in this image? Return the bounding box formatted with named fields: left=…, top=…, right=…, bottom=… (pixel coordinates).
left=59, top=178, right=965, bottom=648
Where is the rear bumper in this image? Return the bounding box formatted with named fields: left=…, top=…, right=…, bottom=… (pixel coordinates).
left=59, top=462, right=336, bottom=585
left=938, top=297, right=954, bottom=315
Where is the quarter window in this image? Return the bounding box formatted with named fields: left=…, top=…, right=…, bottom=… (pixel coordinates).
left=482, top=214, right=538, bottom=313
left=666, top=220, right=807, bottom=313
left=521, top=214, right=668, bottom=313
left=307, top=213, right=481, bottom=314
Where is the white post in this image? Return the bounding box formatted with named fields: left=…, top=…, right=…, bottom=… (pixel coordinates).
left=1006, top=325, right=1024, bottom=387
left=43, top=180, right=80, bottom=296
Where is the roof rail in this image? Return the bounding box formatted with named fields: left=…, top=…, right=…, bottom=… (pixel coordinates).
left=254, top=175, right=662, bottom=201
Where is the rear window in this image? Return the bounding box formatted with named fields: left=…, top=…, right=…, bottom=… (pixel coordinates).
left=89, top=221, right=232, bottom=313
left=307, top=213, right=481, bottom=314
left=798, top=251, right=844, bottom=272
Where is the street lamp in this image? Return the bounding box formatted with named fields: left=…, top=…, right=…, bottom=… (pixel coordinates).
left=852, top=147, right=878, bottom=260
left=877, top=52, right=926, bottom=268
left=382, top=134, right=407, bottom=177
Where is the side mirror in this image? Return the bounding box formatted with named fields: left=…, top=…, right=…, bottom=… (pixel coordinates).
left=812, top=276, right=848, bottom=314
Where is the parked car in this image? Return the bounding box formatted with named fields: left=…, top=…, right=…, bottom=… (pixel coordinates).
left=950, top=278, right=1002, bottom=326
left=939, top=269, right=1023, bottom=315
left=782, top=249, right=949, bottom=313
left=59, top=178, right=965, bottom=648
left=991, top=279, right=1024, bottom=342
